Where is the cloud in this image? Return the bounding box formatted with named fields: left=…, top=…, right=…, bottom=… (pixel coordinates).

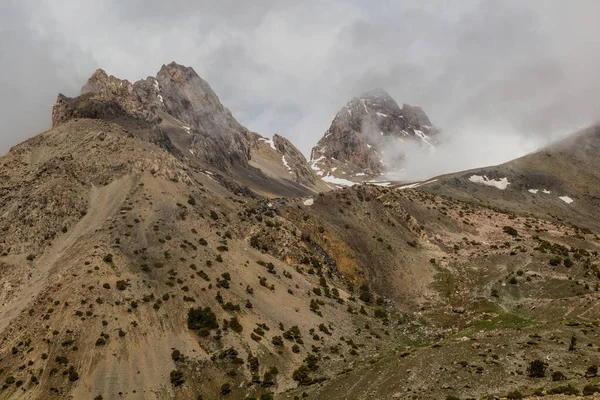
left=1, top=0, right=600, bottom=183
left=0, top=1, right=95, bottom=154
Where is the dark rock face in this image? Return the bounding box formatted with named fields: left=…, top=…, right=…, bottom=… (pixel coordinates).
left=309, top=88, right=438, bottom=181
left=155, top=63, right=252, bottom=169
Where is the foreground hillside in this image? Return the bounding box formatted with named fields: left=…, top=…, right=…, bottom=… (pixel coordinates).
left=2, top=64, right=600, bottom=399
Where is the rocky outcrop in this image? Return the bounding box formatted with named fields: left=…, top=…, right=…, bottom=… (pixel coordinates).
left=310, top=88, right=438, bottom=183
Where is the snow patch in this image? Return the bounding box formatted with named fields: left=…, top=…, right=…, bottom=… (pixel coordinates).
left=281, top=156, right=292, bottom=173
left=542, top=189, right=551, bottom=194
left=355, top=172, right=366, bottom=177
left=303, top=198, right=314, bottom=206
left=321, top=175, right=355, bottom=187
left=371, top=181, right=391, bottom=187
left=189, top=149, right=195, bottom=155
left=468, top=175, right=510, bottom=190
left=398, top=182, right=422, bottom=189
left=361, top=99, right=369, bottom=114
left=259, top=137, right=277, bottom=151
left=414, top=129, right=434, bottom=148
left=153, top=79, right=160, bottom=92
left=182, top=126, right=191, bottom=134
left=157, top=94, right=164, bottom=103
left=528, top=189, right=538, bottom=194
left=559, top=196, right=573, bottom=204
left=376, top=112, right=388, bottom=118
left=310, top=155, right=325, bottom=171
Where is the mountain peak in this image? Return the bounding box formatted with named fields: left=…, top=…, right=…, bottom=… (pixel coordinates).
left=310, top=90, right=438, bottom=185
left=359, top=87, right=393, bottom=100
left=49, top=61, right=324, bottom=195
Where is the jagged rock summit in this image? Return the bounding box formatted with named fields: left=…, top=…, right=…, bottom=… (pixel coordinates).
left=309, top=88, right=438, bottom=186
left=52, top=62, right=327, bottom=197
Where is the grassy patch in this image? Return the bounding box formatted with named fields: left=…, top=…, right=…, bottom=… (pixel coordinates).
left=467, top=311, right=534, bottom=331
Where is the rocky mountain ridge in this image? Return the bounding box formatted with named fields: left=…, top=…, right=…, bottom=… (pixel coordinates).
left=52, top=62, right=327, bottom=197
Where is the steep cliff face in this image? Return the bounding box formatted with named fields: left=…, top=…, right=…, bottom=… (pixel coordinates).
left=310, top=88, right=438, bottom=185
left=51, top=63, right=322, bottom=196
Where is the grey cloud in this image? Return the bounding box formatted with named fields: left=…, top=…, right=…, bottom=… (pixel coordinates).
left=1, top=0, right=600, bottom=182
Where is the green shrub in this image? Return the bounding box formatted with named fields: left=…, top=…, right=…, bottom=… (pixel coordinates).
left=187, top=307, right=219, bottom=336
left=262, top=366, right=279, bottom=386
left=552, top=370, right=567, bottom=381
left=229, top=317, right=243, bottom=333
left=170, top=370, right=184, bottom=386
left=506, top=390, right=523, bottom=399
left=564, top=258, right=574, bottom=268
left=527, top=359, right=547, bottom=378
left=583, top=384, right=600, bottom=396
left=374, top=308, right=387, bottom=318
left=503, top=226, right=518, bottom=236
left=292, top=365, right=312, bottom=386
left=569, top=335, right=577, bottom=351
left=116, top=280, right=128, bottom=290
left=549, top=257, right=562, bottom=266
left=67, top=366, right=79, bottom=382
left=220, top=383, right=232, bottom=395
left=171, top=349, right=181, bottom=361
left=272, top=336, right=283, bottom=346
left=547, top=384, right=579, bottom=395
left=55, top=356, right=68, bottom=364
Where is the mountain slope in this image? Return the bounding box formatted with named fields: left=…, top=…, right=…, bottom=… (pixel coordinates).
left=309, top=88, right=438, bottom=185
left=423, top=124, right=600, bottom=231
left=0, top=118, right=405, bottom=399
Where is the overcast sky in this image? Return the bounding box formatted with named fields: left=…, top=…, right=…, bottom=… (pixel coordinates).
left=2, top=0, right=600, bottom=175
